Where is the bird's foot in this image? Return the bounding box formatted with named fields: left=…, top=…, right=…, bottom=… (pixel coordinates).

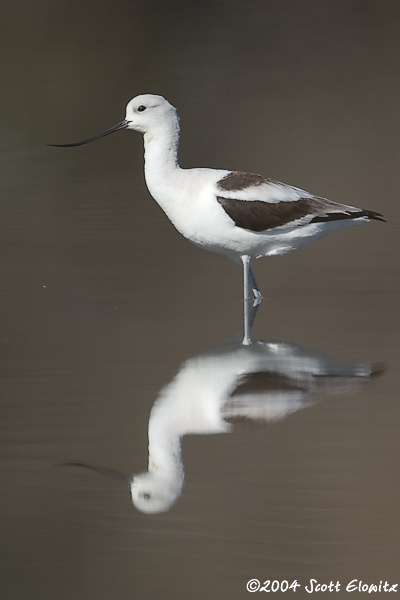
left=242, top=292, right=263, bottom=306
left=252, top=288, right=263, bottom=305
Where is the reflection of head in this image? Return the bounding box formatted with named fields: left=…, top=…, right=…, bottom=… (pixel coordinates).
left=130, top=472, right=183, bottom=514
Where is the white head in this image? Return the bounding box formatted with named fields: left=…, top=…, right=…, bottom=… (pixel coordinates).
left=124, top=94, right=178, bottom=134
left=52, top=93, right=178, bottom=147
left=130, top=471, right=183, bottom=514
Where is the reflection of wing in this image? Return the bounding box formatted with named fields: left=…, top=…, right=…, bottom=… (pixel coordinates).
left=214, top=340, right=378, bottom=424
left=214, top=171, right=385, bottom=233
left=223, top=371, right=312, bottom=424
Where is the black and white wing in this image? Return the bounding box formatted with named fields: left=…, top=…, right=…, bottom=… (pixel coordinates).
left=215, top=171, right=385, bottom=232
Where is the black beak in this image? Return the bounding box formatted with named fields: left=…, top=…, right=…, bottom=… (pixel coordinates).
left=49, top=119, right=129, bottom=147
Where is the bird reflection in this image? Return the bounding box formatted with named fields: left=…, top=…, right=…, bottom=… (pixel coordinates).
left=130, top=337, right=377, bottom=513
left=66, top=311, right=380, bottom=514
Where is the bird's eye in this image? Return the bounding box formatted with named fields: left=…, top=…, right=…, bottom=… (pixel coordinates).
left=142, top=492, right=151, bottom=500
left=137, top=105, right=146, bottom=112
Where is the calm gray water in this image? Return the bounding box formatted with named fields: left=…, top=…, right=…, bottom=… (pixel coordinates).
left=1, top=1, right=399, bottom=599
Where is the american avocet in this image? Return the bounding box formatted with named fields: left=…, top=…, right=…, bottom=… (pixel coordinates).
left=64, top=333, right=377, bottom=514
left=52, top=94, right=385, bottom=333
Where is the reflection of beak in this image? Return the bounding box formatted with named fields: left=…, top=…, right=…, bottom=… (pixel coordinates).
left=61, top=461, right=131, bottom=486
left=49, top=119, right=129, bottom=147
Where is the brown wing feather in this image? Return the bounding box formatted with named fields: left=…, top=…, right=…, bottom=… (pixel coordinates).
left=311, top=209, right=385, bottom=224
left=230, top=371, right=305, bottom=396
left=217, top=196, right=385, bottom=232
left=217, top=197, right=320, bottom=231
left=217, top=171, right=273, bottom=191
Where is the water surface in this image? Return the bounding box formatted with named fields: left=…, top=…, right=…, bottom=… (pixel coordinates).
left=1, top=1, right=399, bottom=599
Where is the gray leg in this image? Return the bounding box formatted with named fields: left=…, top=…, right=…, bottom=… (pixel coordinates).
left=243, top=298, right=252, bottom=345
left=242, top=256, right=263, bottom=303
left=242, top=255, right=252, bottom=301
left=241, top=256, right=253, bottom=345
left=249, top=265, right=263, bottom=303
left=248, top=299, right=261, bottom=330
left=242, top=296, right=262, bottom=345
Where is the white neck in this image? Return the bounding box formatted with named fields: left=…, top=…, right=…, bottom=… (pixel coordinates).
left=147, top=408, right=184, bottom=477
left=143, top=114, right=181, bottom=187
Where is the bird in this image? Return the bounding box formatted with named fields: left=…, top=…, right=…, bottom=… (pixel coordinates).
left=52, top=94, right=385, bottom=340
